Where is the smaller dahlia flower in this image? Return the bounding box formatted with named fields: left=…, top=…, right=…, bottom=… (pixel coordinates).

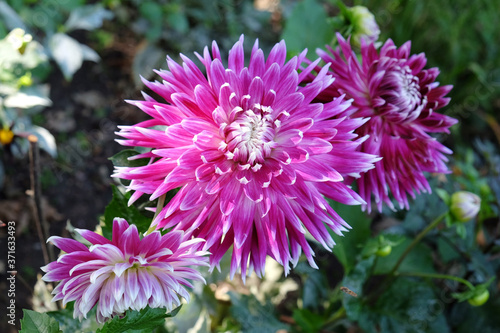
left=315, top=33, right=458, bottom=212
left=42, top=218, right=208, bottom=323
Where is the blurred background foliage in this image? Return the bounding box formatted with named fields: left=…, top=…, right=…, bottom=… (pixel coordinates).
left=1, top=0, right=499, bottom=332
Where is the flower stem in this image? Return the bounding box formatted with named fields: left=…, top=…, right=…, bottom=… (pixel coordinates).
left=388, top=211, right=448, bottom=276
left=397, top=271, right=475, bottom=290
left=28, top=135, right=53, bottom=264
left=366, top=211, right=448, bottom=303
left=145, top=194, right=166, bottom=235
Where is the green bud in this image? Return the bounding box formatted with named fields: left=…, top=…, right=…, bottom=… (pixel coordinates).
left=375, top=245, right=392, bottom=257
left=347, top=6, right=380, bottom=46
left=450, top=191, right=481, bottom=222
left=17, top=73, right=33, bottom=87
left=467, top=290, right=489, bottom=307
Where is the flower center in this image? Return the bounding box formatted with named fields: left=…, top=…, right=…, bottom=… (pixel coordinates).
left=379, top=64, right=425, bottom=122
left=224, top=104, right=276, bottom=166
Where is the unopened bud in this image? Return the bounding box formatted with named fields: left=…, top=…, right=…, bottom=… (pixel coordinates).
left=348, top=6, right=380, bottom=46
left=450, top=191, right=481, bottom=222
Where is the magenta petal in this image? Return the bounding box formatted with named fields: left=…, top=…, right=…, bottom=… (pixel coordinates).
left=314, top=34, right=456, bottom=212
left=41, top=218, right=208, bottom=323
left=112, top=35, right=383, bottom=278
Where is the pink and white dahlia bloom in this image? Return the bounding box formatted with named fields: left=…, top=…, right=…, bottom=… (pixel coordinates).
left=41, top=218, right=208, bottom=322
left=315, top=33, right=458, bottom=212
left=113, top=36, right=379, bottom=277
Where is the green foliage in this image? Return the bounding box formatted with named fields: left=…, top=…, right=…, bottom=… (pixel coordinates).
left=97, top=306, right=181, bottom=333
left=373, top=238, right=435, bottom=274
left=0, top=1, right=111, bottom=80
left=102, top=185, right=152, bottom=238
left=47, top=306, right=101, bottom=333
left=327, top=200, right=372, bottom=273
left=361, top=278, right=450, bottom=332
left=0, top=28, right=56, bottom=185
left=341, top=257, right=374, bottom=319
left=361, top=234, right=404, bottom=258
left=452, top=277, right=495, bottom=303
left=292, top=308, right=326, bottom=333
left=20, top=310, right=63, bottom=333
left=109, top=149, right=149, bottom=168
left=228, top=292, right=289, bottom=333
left=343, top=260, right=450, bottom=332
left=113, top=0, right=277, bottom=86
left=14, top=1, right=500, bottom=333
left=450, top=298, right=500, bottom=332
left=281, top=0, right=335, bottom=57
left=294, top=262, right=329, bottom=310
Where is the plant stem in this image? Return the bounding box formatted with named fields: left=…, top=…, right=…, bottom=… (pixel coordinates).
left=28, top=135, right=53, bottom=264
left=397, top=271, right=475, bottom=290
left=366, top=211, right=448, bottom=303
left=145, top=193, right=166, bottom=235
left=388, top=211, right=448, bottom=276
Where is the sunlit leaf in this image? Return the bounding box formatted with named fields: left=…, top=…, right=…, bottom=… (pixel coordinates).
left=31, top=125, right=57, bottom=158
left=97, top=306, right=180, bottom=333
left=20, top=310, right=62, bottom=333
left=102, top=185, right=152, bottom=238
left=48, top=33, right=83, bottom=80
left=65, top=4, right=114, bottom=31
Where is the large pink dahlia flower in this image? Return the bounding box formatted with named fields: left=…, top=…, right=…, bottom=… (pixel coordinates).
left=41, top=218, right=208, bottom=322
left=113, top=36, right=379, bottom=277
left=315, top=33, right=458, bottom=212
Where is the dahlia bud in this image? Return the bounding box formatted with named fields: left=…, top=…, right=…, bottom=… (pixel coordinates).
left=347, top=6, right=380, bottom=46
left=450, top=191, right=481, bottom=222
left=467, top=290, right=489, bottom=307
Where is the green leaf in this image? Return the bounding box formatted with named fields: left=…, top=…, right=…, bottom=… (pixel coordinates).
left=292, top=308, right=325, bottom=333
left=166, top=4, right=189, bottom=34
left=455, top=223, right=467, bottom=239
left=327, top=200, right=371, bottom=273
left=344, top=275, right=450, bottom=333
left=102, top=185, right=152, bottom=238
left=374, top=237, right=436, bottom=275
left=47, top=306, right=101, bottom=333
left=229, top=292, right=288, bottom=333
left=139, top=1, right=163, bottom=41
left=435, top=188, right=451, bottom=205
left=48, top=33, right=86, bottom=80
left=341, top=257, right=375, bottom=321
left=293, top=262, right=329, bottom=309
left=20, top=310, right=63, bottom=333
left=64, top=4, right=113, bottom=31
left=437, top=237, right=461, bottom=263
left=358, top=278, right=450, bottom=333
left=450, top=296, right=500, bottom=333
left=109, top=149, right=149, bottom=168
left=97, top=306, right=180, bottom=333
left=281, top=0, right=335, bottom=57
